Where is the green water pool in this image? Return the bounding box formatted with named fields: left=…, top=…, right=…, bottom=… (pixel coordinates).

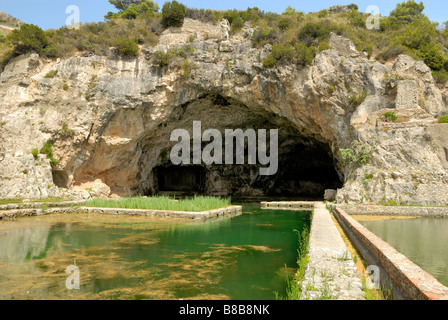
left=359, top=216, right=448, bottom=287
left=0, top=203, right=311, bottom=300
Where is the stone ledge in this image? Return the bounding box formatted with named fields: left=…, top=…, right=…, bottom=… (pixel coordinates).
left=260, top=201, right=316, bottom=210
left=301, top=203, right=365, bottom=300
left=334, top=207, right=448, bottom=300
left=0, top=200, right=86, bottom=211
left=340, top=205, right=448, bottom=217
left=82, top=205, right=242, bottom=219
left=0, top=205, right=243, bottom=220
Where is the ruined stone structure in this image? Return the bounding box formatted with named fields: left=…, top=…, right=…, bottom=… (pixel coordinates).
left=0, top=20, right=447, bottom=205
left=396, top=80, right=418, bottom=110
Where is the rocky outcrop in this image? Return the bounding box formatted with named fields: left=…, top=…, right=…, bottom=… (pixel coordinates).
left=328, top=5, right=357, bottom=14
left=0, top=19, right=447, bottom=205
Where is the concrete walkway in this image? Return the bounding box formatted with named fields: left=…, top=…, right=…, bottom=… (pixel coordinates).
left=300, top=203, right=365, bottom=300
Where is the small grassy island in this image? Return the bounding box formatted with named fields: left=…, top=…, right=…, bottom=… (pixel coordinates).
left=85, top=196, right=231, bottom=212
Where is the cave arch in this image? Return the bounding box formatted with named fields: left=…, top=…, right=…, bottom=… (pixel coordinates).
left=72, top=94, right=343, bottom=199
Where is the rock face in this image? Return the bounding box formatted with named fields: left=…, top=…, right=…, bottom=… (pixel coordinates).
left=328, top=5, right=356, bottom=14
left=0, top=19, right=447, bottom=205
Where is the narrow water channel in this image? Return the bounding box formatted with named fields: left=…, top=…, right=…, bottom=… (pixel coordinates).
left=0, top=203, right=310, bottom=300
left=358, top=217, right=448, bottom=287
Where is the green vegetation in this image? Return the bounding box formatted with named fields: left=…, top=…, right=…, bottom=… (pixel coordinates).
left=44, top=70, right=58, bottom=79
left=85, top=195, right=231, bottom=212
left=180, top=59, right=195, bottom=78
left=433, top=69, right=448, bottom=84
left=153, top=50, right=173, bottom=67
left=105, top=0, right=160, bottom=20
left=7, top=24, right=49, bottom=55
left=112, top=36, right=140, bottom=56
left=379, top=199, right=399, bottom=206
left=152, top=45, right=194, bottom=67
left=276, top=223, right=311, bottom=300
left=340, top=140, right=374, bottom=168
left=318, top=41, right=331, bottom=52
left=439, top=114, right=448, bottom=123
left=0, top=197, right=69, bottom=206
left=161, top=0, right=186, bottom=28
left=383, top=111, right=398, bottom=122
left=31, top=148, right=39, bottom=159
left=0, top=0, right=447, bottom=80
left=263, top=42, right=316, bottom=68
left=60, top=122, right=75, bottom=137
left=348, top=88, right=368, bottom=109
left=40, top=140, right=59, bottom=167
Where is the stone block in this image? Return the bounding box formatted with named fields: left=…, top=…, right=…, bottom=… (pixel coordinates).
left=219, top=41, right=234, bottom=52
left=396, top=80, right=418, bottom=109
left=324, top=189, right=337, bottom=201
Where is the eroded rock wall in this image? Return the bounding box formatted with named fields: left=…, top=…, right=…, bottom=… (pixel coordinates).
left=0, top=20, right=447, bottom=204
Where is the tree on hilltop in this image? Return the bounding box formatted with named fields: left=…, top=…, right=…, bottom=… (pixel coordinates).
left=161, top=1, right=186, bottom=28
left=106, top=0, right=159, bottom=19
left=109, top=0, right=158, bottom=11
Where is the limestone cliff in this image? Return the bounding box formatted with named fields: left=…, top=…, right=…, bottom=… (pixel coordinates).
left=0, top=19, right=447, bottom=205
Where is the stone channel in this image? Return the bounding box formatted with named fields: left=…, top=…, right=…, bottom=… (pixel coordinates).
left=262, top=201, right=448, bottom=300
left=263, top=201, right=365, bottom=300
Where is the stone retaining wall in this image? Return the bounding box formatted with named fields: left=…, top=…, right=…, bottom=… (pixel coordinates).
left=260, top=201, right=316, bottom=210
left=82, top=206, right=242, bottom=219
left=0, top=205, right=243, bottom=220
left=334, top=207, right=448, bottom=300
left=340, top=205, right=448, bottom=216
left=0, top=200, right=86, bottom=211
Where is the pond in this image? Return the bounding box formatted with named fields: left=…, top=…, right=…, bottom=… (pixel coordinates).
left=358, top=216, right=448, bottom=287
left=0, top=203, right=311, bottom=300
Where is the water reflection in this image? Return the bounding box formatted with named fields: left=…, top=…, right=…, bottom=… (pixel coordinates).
left=0, top=226, right=51, bottom=262
left=0, top=206, right=310, bottom=300
left=359, top=217, right=448, bottom=286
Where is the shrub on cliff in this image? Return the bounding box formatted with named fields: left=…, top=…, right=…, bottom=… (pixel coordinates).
left=439, top=114, right=448, bottom=123
left=7, top=24, right=49, bottom=55
left=340, top=141, right=373, bottom=168
left=252, top=28, right=278, bottom=46
left=113, top=37, right=139, bottom=56
left=383, top=111, right=398, bottom=123
left=297, top=20, right=341, bottom=47
left=432, top=70, right=448, bottom=84
left=161, top=1, right=186, bottom=28
left=348, top=88, right=368, bottom=109
left=263, top=42, right=316, bottom=68
left=40, top=140, right=60, bottom=167
left=153, top=50, right=174, bottom=67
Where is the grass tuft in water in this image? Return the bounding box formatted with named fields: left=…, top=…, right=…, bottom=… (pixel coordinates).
left=276, top=224, right=311, bottom=300
left=85, top=196, right=231, bottom=212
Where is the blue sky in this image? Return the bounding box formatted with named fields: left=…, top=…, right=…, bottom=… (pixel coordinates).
left=1, top=0, right=447, bottom=30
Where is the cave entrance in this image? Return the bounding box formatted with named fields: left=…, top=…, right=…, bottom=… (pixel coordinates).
left=138, top=95, right=344, bottom=199
left=74, top=94, right=343, bottom=199
left=155, top=165, right=205, bottom=195
left=268, top=141, right=342, bottom=199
